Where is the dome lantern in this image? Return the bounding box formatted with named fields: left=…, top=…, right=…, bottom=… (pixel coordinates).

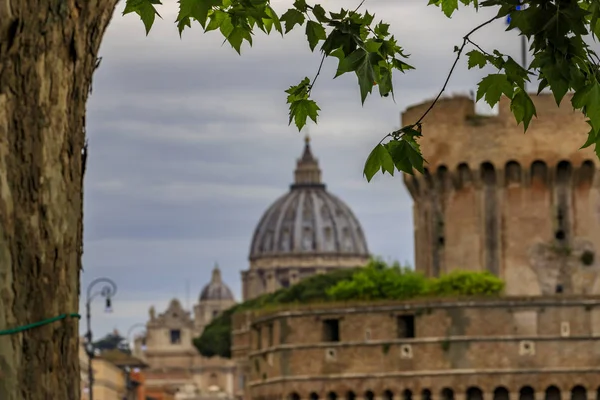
left=292, top=134, right=323, bottom=188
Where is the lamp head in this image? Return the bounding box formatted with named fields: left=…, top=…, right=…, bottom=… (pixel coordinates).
left=104, top=297, right=113, bottom=313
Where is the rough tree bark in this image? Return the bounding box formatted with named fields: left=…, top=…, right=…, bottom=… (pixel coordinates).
left=0, top=0, right=119, bottom=398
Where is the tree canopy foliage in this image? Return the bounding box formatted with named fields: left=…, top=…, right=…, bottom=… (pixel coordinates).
left=125, top=0, right=600, bottom=182
left=193, top=259, right=504, bottom=358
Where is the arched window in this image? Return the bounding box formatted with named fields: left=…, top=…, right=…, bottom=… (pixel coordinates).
left=520, top=386, right=535, bottom=400
left=456, top=163, right=472, bottom=189
left=467, top=387, right=483, bottom=400
left=289, top=393, right=300, bottom=400
left=365, top=391, right=375, bottom=400
left=572, top=386, right=587, bottom=400
left=327, top=392, right=338, bottom=400
left=441, top=388, right=455, bottom=400
left=309, top=393, right=319, bottom=400
left=505, top=160, right=522, bottom=186
left=345, top=391, right=356, bottom=400
left=422, top=389, right=432, bottom=400
left=494, top=387, right=509, bottom=400
left=384, top=390, right=394, bottom=400
left=546, top=386, right=561, bottom=400
left=531, top=160, right=548, bottom=185
left=403, top=390, right=413, bottom=400
left=437, top=165, right=449, bottom=191
left=579, top=160, right=595, bottom=186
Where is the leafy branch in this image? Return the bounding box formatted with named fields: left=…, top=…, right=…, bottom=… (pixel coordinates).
left=123, top=0, right=600, bottom=184
left=418, top=15, right=500, bottom=125
left=364, top=14, right=500, bottom=182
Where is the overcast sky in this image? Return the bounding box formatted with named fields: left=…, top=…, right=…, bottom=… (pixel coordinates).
left=79, top=0, right=526, bottom=339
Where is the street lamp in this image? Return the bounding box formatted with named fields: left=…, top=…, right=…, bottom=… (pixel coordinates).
left=85, top=277, right=118, bottom=400
left=126, top=322, right=147, bottom=354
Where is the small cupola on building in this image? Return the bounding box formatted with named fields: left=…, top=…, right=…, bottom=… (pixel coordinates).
left=199, top=263, right=235, bottom=302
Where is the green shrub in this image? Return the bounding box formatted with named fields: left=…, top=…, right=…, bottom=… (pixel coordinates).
left=426, top=270, right=504, bottom=296
left=326, top=260, right=426, bottom=301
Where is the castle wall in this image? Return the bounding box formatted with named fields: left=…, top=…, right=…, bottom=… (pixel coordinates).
left=231, top=297, right=600, bottom=400
left=402, top=94, right=600, bottom=295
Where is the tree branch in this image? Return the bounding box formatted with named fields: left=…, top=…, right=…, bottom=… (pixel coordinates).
left=414, top=14, right=500, bottom=126
left=308, top=51, right=326, bottom=95
left=375, top=14, right=501, bottom=147
left=352, top=0, right=367, bottom=14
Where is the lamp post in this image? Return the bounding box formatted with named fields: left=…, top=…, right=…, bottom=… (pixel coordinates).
left=126, top=323, right=147, bottom=353
left=85, top=277, right=117, bottom=400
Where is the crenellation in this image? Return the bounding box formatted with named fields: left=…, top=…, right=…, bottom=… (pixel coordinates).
left=576, top=160, right=595, bottom=187
left=504, top=161, right=522, bottom=187
left=401, top=95, right=600, bottom=294
left=408, top=160, right=600, bottom=196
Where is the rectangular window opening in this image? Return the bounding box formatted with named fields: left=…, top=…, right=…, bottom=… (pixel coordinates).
left=267, top=323, right=274, bottom=347
left=170, top=329, right=181, bottom=344
left=322, top=319, right=340, bottom=342
left=397, top=315, right=415, bottom=338
left=256, top=327, right=262, bottom=350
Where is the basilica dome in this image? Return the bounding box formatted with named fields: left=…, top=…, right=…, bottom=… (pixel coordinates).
left=199, top=265, right=234, bottom=302
left=249, top=136, right=369, bottom=260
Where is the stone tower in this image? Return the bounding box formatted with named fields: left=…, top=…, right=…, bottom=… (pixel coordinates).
left=403, top=93, right=600, bottom=296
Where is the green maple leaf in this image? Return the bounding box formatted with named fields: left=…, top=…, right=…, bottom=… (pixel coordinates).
left=385, top=141, right=412, bottom=174
left=377, top=66, right=393, bottom=98
left=177, top=0, right=221, bottom=29
left=335, top=48, right=375, bottom=104
left=293, top=0, right=308, bottom=12
left=288, top=99, right=320, bottom=130
left=466, top=50, right=487, bottom=69
left=476, top=73, right=514, bottom=107
left=572, top=81, right=600, bottom=132
left=510, top=89, right=537, bottom=131
left=123, top=0, right=163, bottom=35
left=400, top=131, right=425, bottom=174
left=177, top=17, right=191, bottom=36
left=537, top=57, right=571, bottom=106
left=205, top=9, right=227, bottom=32
left=364, top=144, right=394, bottom=182
left=335, top=48, right=367, bottom=77
left=265, top=6, right=283, bottom=35
left=428, top=0, right=459, bottom=17
left=226, top=27, right=252, bottom=54
left=305, top=21, right=326, bottom=51
left=581, top=121, right=597, bottom=149
left=280, top=9, right=305, bottom=33
left=311, top=4, right=329, bottom=23
left=441, top=0, right=459, bottom=17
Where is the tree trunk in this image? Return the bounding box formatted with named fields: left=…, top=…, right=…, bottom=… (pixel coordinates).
left=0, top=0, right=119, bottom=398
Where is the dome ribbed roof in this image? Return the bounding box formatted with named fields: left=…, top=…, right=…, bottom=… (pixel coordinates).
left=249, top=136, right=369, bottom=260
left=200, top=265, right=234, bottom=301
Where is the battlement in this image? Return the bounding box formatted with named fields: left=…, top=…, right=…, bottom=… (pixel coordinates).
left=402, top=93, right=600, bottom=296
left=401, top=93, right=595, bottom=172
left=403, top=158, right=597, bottom=200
